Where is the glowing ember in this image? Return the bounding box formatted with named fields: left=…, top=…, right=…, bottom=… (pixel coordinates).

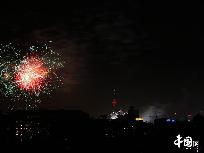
left=15, top=56, right=48, bottom=92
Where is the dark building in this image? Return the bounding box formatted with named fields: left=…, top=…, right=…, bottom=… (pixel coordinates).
left=127, top=106, right=139, bottom=120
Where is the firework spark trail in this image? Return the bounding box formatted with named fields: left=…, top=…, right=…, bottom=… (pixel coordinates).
left=0, top=42, right=64, bottom=110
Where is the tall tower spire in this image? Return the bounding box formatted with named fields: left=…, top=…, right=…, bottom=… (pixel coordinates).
left=112, top=88, right=118, bottom=107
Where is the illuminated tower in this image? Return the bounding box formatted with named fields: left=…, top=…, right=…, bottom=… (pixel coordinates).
left=112, top=89, right=118, bottom=108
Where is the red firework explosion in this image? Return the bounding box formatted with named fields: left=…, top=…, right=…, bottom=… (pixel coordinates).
left=15, top=56, right=48, bottom=92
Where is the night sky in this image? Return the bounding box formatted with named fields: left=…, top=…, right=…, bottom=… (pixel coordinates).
left=0, top=1, right=201, bottom=116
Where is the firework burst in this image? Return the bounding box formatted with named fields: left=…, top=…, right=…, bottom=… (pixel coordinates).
left=15, top=56, right=49, bottom=92
left=0, top=42, right=64, bottom=109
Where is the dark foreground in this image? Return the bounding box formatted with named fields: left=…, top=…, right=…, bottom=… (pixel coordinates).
left=0, top=110, right=203, bottom=153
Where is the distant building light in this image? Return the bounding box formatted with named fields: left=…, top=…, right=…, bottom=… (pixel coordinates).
left=135, top=117, right=143, bottom=121
left=109, top=109, right=127, bottom=119
left=110, top=112, right=118, bottom=120
left=166, top=118, right=176, bottom=123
